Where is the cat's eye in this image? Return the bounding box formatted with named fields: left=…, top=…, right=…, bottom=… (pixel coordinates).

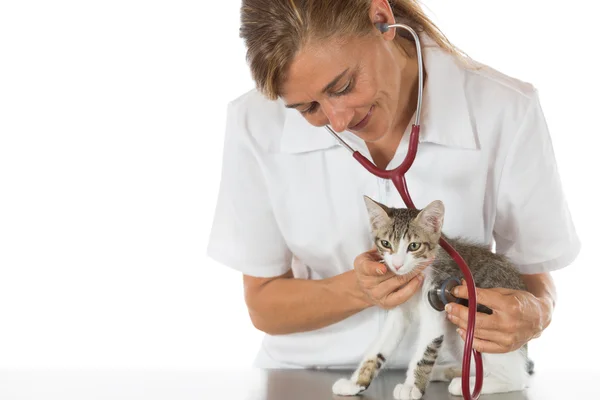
left=408, top=242, right=421, bottom=252
left=380, top=240, right=392, bottom=249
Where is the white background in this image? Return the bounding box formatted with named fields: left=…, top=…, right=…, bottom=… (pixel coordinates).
left=0, top=0, right=597, bottom=373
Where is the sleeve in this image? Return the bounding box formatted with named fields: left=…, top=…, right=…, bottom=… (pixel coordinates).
left=206, top=100, right=293, bottom=277
left=493, top=90, right=581, bottom=274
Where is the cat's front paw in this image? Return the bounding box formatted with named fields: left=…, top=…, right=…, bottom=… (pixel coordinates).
left=393, top=383, right=423, bottom=400
left=332, top=378, right=365, bottom=396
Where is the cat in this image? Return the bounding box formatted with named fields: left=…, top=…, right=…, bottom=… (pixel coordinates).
left=332, top=196, right=534, bottom=400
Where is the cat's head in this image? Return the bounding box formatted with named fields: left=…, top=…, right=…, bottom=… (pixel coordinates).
left=363, top=196, right=444, bottom=276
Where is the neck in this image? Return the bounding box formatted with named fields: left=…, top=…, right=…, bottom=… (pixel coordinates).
left=367, top=44, right=424, bottom=169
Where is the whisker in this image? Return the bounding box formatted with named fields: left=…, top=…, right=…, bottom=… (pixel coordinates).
left=414, top=261, right=457, bottom=280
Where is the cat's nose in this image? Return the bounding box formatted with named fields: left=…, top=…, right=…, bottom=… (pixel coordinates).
left=393, top=264, right=403, bottom=271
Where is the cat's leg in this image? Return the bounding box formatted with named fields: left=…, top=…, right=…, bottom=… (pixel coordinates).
left=448, top=347, right=530, bottom=396
left=332, top=307, right=406, bottom=396
left=429, top=365, right=461, bottom=382
left=429, top=325, right=463, bottom=382
left=393, top=303, right=446, bottom=400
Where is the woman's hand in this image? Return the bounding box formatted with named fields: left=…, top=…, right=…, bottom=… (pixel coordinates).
left=445, top=283, right=553, bottom=353
left=353, top=248, right=429, bottom=310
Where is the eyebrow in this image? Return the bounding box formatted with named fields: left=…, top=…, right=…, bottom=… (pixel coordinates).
left=284, top=68, right=350, bottom=109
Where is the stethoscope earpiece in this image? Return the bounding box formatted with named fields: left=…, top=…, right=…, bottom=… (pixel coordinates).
left=375, top=22, right=390, bottom=33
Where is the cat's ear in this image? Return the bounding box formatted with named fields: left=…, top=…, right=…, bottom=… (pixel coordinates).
left=415, top=200, right=445, bottom=234
left=363, top=195, right=392, bottom=230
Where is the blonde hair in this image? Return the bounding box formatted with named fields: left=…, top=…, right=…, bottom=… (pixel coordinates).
left=239, top=0, right=465, bottom=100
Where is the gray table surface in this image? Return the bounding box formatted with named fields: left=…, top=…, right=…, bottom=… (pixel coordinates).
left=0, top=367, right=597, bottom=399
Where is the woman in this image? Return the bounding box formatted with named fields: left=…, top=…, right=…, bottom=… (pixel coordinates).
left=207, top=0, right=580, bottom=369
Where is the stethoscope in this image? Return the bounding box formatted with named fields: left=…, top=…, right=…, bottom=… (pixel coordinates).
left=324, top=23, right=484, bottom=400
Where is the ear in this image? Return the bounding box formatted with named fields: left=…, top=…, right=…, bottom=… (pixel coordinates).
left=415, top=200, right=445, bottom=234
left=369, top=0, right=396, bottom=40
left=363, top=195, right=392, bottom=230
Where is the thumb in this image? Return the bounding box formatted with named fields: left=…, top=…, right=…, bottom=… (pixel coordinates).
left=361, top=247, right=386, bottom=275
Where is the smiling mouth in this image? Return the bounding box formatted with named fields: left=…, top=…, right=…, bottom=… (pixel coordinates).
left=349, top=105, right=373, bottom=130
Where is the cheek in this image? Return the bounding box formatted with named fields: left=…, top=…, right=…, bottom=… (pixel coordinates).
left=405, top=252, right=417, bottom=267
left=350, top=74, right=381, bottom=110
left=372, top=110, right=392, bottom=131
left=410, top=249, right=433, bottom=268
left=304, top=112, right=329, bottom=127
left=383, top=252, right=394, bottom=269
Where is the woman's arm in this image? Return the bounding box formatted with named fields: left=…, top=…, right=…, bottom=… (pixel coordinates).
left=243, top=249, right=425, bottom=335
left=520, top=272, right=556, bottom=331
left=243, top=269, right=371, bottom=335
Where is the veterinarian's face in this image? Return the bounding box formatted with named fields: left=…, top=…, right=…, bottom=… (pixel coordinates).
left=281, top=32, right=418, bottom=145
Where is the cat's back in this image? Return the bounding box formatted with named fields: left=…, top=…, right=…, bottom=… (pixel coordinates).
left=432, top=236, right=526, bottom=291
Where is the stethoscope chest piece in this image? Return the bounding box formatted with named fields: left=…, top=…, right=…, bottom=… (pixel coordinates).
left=428, top=276, right=462, bottom=311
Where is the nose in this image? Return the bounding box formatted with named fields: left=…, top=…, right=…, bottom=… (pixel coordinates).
left=393, top=263, right=403, bottom=271
left=321, top=100, right=353, bottom=132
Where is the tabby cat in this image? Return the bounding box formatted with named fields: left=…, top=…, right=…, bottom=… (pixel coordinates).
left=332, top=196, right=534, bottom=399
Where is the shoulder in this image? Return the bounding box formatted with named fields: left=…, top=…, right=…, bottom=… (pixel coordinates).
left=461, top=57, right=540, bottom=116
left=225, top=88, right=288, bottom=153
left=456, top=56, right=548, bottom=153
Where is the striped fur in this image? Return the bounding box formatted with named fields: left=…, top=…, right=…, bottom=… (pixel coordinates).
left=414, top=335, right=444, bottom=393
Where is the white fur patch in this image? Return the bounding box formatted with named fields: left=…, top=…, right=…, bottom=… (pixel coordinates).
left=332, top=378, right=365, bottom=396
left=385, top=236, right=418, bottom=275
left=448, top=374, right=527, bottom=396
left=393, top=383, right=423, bottom=400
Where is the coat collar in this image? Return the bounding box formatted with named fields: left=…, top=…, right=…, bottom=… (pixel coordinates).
left=279, top=35, right=478, bottom=154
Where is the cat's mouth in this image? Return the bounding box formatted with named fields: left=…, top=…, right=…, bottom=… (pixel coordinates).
left=389, top=259, right=433, bottom=277
left=395, top=265, right=421, bottom=277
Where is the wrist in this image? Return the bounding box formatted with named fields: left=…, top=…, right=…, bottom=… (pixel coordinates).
left=325, top=270, right=372, bottom=312
left=537, top=295, right=554, bottom=330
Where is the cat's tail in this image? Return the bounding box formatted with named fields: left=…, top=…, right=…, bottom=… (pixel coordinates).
left=526, top=358, right=535, bottom=375
left=522, top=343, right=535, bottom=375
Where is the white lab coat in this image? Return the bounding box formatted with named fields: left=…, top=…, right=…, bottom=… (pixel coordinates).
left=207, top=37, right=580, bottom=369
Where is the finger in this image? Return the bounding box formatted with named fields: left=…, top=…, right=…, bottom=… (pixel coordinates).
left=372, top=267, right=425, bottom=297
left=451, top=285, right=510, bottom=310
left=456, top=328, right=511, bottom=354
left=356, top=255, right=387, bottom=276
left=445, top=303, right=498, bottom=331
left=370, top=273, right=411, bottom=299
left=381, top=274, right=424, bottom=308
left=448, top=319, right=511, bottom=347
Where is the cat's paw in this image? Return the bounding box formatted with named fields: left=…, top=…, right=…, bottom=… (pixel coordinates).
left=332, top=378, right=365, bottom=396
left=449, top=377, right=478, bottom=396
left=448, top=377, right=464, bottom=397
left=393, top=383, right=423, bottom=400
left=448, top=376, right=526, bottom=396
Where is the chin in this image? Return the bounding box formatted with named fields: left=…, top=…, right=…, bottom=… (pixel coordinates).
left=354, top=129, right=387, bottom=143
left=383, top=257, right=418, bottom=277
left=395, top=265, right=417, bottom=276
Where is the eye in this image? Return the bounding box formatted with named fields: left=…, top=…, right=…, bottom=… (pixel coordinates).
left=299, top=78, right=354, bottom=115
left=331, top=78, right=354, bottom=97
left=380, top=240, right=392, bottom=249
left=407, top=242, right=421, bottom=252
left=300, top=102, right=319, bottom=115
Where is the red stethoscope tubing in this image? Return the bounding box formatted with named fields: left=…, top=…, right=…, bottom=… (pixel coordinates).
left=352, top=124, right=483, bottom=399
